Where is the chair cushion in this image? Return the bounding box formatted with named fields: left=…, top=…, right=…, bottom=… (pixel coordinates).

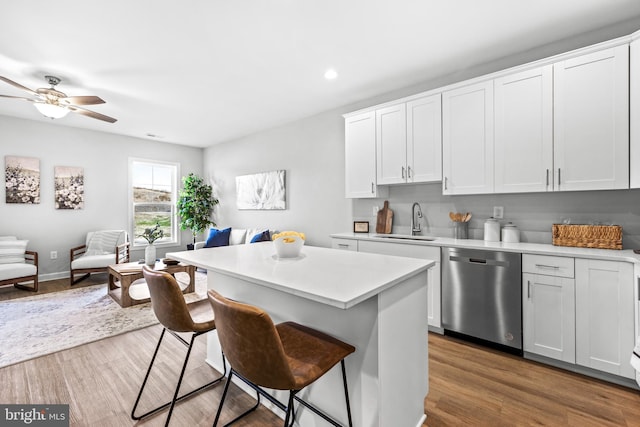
left=229, top=228, right=247, bottom=245
left=0, top=263, right=37, bottom=281
left=0, top=240, right=28, bottom=264
left=85, top=230, right=126, bottom=256
left=71, top=254, right=116, bottom=270
left=204, top=227, right=231, bottom=248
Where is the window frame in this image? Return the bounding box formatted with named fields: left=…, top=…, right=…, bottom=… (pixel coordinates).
left=128, top=157, right=180, bottom=249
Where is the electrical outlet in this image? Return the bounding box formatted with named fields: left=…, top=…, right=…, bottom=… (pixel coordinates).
left=50, top=251, right=57, bottom=260
left=373, top=206, right=379, bottom=215
left=493, top=206, right=504, bottom=219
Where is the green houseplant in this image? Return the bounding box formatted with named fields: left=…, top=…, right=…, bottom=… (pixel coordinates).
left=177, top=173, right=219, bottom=248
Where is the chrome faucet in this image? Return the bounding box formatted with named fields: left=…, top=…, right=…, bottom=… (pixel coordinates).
left=411, top=202, right=423, bottom=236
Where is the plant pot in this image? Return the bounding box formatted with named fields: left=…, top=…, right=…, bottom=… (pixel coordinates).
left=145, top=244, right=156, bottom=266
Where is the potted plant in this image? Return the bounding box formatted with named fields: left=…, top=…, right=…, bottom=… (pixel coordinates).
left=177, top=173, right=219, bottom=249
left=139, top=222, right=164, bottom=265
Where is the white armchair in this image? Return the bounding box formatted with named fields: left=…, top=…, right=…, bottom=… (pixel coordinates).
left=70, top=230, right=130, bottom=285
left=0, top=236, right=38, bottom=292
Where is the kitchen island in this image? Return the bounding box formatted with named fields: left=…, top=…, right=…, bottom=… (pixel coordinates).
left=167, top=242, right=433, bottom=427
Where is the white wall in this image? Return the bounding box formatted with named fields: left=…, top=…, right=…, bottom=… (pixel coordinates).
left=203, top=109, right=351, bottom=248
left=0, top=116, right=203, bottom=279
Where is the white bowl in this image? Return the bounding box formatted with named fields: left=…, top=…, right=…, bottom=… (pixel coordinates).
left=273, top=235, right=304, bottom=258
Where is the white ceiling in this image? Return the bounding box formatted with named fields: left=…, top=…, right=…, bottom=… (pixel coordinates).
left=2, top=0, right=640, bottom=148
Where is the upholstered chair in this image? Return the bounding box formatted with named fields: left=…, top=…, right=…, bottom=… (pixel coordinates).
left=69, top=230, right=129, bottom=285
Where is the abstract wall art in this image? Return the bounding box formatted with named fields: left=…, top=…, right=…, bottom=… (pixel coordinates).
left=236, top=170, right=286, bottom=210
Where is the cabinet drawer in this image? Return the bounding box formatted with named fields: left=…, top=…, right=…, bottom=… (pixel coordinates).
left=358, top=240, right=441, bottom=261
left=523, top=254, right=574, bottom=278
left=332, top=238, right=358, bottom=251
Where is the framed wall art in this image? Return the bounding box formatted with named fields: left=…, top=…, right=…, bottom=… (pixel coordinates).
left=5, top=156, right=40, bottom=204
left=54, top=166, right=84, bottom=210
left=236, top=170, right=286, bottom=210
left=353, top=221, right=370, bottom=233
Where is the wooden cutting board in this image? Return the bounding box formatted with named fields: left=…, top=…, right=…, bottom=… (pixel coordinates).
left=376, top=201, right=393, bottom=234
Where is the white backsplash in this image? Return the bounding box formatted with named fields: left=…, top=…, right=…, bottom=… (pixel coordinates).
left=352, top=183, right=640, bottom=249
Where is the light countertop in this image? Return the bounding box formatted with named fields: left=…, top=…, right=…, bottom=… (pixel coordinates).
left=331, top=232, right=640, bottom=263
left=167, top=242, right=434, bottom=309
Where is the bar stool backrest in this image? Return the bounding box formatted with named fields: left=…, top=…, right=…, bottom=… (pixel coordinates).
left=208, top=290, right=297, bottom=390
left=142, top=266, right=195, bottom=333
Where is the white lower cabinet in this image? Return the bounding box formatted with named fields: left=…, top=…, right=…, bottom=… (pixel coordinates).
left=575, top=259, right=635, bottom=379
left=522, top=272, right=575, bottom=363
left=333, top=238, right=441, bottom=329
left=522, top=254, right=575, bottom=363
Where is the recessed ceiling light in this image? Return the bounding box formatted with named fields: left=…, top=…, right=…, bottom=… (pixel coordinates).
left=324, top=69, right=338, bottom=80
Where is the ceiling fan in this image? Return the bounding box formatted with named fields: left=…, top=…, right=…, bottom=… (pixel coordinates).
left=0, top=75, right=117, bottom=123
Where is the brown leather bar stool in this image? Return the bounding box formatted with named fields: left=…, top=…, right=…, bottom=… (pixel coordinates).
left=131, top=266, right=226, bottom=426
left=207, top=289, right=355, bottom=427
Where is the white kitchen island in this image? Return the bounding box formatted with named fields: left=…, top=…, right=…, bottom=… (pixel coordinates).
left=167, top=242, right=433, bottom=427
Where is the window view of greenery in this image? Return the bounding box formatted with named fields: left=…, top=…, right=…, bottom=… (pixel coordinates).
left=131, top=161, right=177, bottom=246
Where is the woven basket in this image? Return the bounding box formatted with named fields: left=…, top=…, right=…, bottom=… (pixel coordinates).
left=552, top=224, right=622, bottom=250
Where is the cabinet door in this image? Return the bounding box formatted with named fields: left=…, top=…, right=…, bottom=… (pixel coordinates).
left=631, top=39, right=640, bottom=188
left=575, top=259, right=634, bottom=378
left=345, top=112, right=387, bottom=198
left=442, top=80, right=494, bottom=194
left=522, top=273, right=575, bottom=363
left=554, top=45, right=629, bottom=191
left=376, top=104, right=407, bottom=185
left=407, top=94, right=442, bottom=183
left=358, top=240, right=441, bottom=329
left=495, top=66, right=553, bottom=193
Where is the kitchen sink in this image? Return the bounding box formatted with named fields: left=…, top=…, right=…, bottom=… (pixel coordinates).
left=373, top=234, right=437, bottom=241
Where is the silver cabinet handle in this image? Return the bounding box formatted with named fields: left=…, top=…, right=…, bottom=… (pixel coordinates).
left=402, top=166, right=405, bottom=179
left=546, top=169, right=549, bottom=188
left=535, top=264, right=560, bottom=270
left=527, top=280, right=531, bottom=299
left=337, top=243, right=350, bottom=249
left=371, top=182, right=374, bottom=194
left=444, top=177, right=448, bottom=190
left=557, top=168, right=561, bottom=187
left=407, top=166, right=412, bottom=179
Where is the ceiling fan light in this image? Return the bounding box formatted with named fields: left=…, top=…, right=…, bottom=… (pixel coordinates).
left=34, top=102, right=69, bottom=119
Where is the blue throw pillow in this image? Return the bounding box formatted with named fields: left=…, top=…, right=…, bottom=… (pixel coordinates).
left=250, top=230, right=271, bottom=243
left=204, top=227, right=231, bottom=248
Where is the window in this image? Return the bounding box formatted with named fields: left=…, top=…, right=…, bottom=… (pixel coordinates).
left=129, top=159, right=179, bottom=247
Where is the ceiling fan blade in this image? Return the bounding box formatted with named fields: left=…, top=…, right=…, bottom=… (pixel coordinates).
left=0, top=76, right=39, bottom=96
left=0, top=94, right=36, bottom=102
left=68, top=105, right=117, bottom=123
left=64, top=95, right=105, bottom=105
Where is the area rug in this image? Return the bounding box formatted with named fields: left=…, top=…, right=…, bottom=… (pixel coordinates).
left=0, top=271, right=208, bottom=369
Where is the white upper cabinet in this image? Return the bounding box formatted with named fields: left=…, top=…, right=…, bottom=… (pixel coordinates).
left=631, top=37, right=640, bottom=188
left=376, top=103, right=407, bottom=184
left=407, top=94, right=442, bottom=183
left=442, top=80, right=494, bottom=194
left=494, top=66, right=554, bottom=193
left=344, top=111, right=388, bottom=198
left=376, top=94, right=442, bottom=185
left=553, top=45, right=629, bottom=191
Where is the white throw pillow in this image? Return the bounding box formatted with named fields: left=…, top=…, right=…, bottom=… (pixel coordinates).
left=0, top=239, right=28, bottom=264
left=229, top=229, right=247, bottom=245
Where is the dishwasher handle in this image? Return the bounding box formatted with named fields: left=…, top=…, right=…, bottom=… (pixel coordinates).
left=448, top=255, right=511, bottom=268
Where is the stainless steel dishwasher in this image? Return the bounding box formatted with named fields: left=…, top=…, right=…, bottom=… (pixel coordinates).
left=441, top=247, right=522, bottom=353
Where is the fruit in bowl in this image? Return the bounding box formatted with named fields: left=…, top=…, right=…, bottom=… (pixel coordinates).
left=272, top=231, right=305, bottom=258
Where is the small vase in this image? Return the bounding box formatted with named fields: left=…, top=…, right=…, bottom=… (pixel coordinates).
left=145, top=244, right=156, bottom=266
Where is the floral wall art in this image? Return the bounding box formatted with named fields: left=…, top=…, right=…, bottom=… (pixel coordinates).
left=5, top=156, right=40, bottom=204
left=236, top=170, right=286, bottom=210
left=54, top=166, right=84, bottom=209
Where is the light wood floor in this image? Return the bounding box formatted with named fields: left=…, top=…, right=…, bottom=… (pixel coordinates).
left=3, top=280, right=640, bottom=426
